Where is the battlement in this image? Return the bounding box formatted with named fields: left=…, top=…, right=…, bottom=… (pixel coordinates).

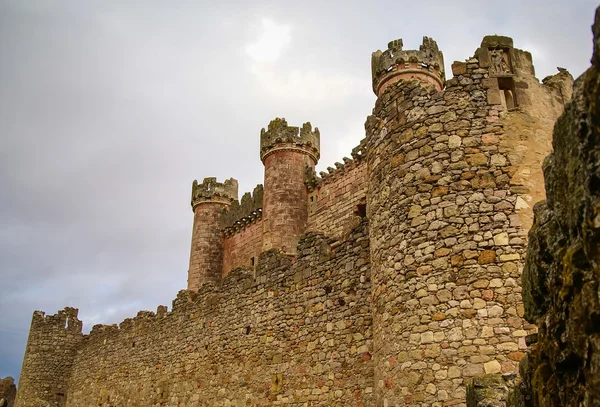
left=190, top=177, right=238, bottom=209
left=371, top=36, right=445, bottom=95
left=221, top=184, right=264, bottom=234
left=304, top=137, right=367, bottom=191
left=31, top=307, right=83, bottom=334
left=259, top=118, right=320, bottom=163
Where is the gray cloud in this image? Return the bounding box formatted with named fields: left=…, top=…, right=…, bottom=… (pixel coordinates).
left=0, top=0, right=596, bottom=380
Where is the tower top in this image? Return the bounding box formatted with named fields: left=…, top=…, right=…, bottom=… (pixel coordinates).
left=371, top=36, right=445, bottom=96
left=260, top=118, right=320, bottom=163
left=191, top=177, right=238, bottom=210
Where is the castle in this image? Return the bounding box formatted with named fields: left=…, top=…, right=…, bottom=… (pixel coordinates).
left=14, top=34, right=574, bottom=407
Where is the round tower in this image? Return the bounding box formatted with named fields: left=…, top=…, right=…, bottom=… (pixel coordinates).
left=371, top=36, right=445, bottom=96
left=260, top=118, right=320, bottom=255
left=366, top=36, right=533, bottom=405
left=188, top=177, right=238, bottom=291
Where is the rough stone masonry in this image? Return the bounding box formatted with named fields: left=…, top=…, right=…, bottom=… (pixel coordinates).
left=468, top=7, right=600, bottom=407
left=15, top=22, right=578, bottom=407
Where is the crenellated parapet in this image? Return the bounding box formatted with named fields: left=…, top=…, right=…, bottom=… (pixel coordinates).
left=30, top=306, right=83, bottom=334
left=304, top=138, right=367, bottom=191
left=371, top=36, right=445, bottom=95
left=259, top=118, right=320, bottom=164
left=191, top=177, right=238, bottom=209
left=221, top=184, right=264, bottom=235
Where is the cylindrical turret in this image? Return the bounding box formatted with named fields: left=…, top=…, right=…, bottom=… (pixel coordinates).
left=371, top=37, right=445, bottom=96
left=188, top=177, right=238, bottom=290
left=260, top=118, right=320, bottom=255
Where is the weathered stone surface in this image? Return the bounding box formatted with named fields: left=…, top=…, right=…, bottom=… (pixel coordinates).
left=364, top=31, right=570, bottom=407
left=0, top=377, right=16, bottom=407
left=17, top=223, right=374, bottom=407
left=15, top=309, right=82, bottom=407
left=469, top=9, right=600, bottom=407
left=510, top=8, right=600, bottom=407
left=467, top=374, right=516, bottom=407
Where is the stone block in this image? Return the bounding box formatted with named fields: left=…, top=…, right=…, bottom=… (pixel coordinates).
left=487, top=89, right=503, bottom=105
left=452, top=61, right=467, bottom=76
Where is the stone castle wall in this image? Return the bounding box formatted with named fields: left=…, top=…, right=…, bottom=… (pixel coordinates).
left=15, top=308, right=83, bottom=407
left=467, top=11, right=600, bottom=406
left=221, top=144, right=368, bottom=275
left=307, top=161, right=368, bottom=240
left=60, top=220, right=371, bottom=407
left=365, top=37, right=571, bottom=406
left=222, top=219, right=263, bottom=276
left=511, top=12, right=600, bottom=404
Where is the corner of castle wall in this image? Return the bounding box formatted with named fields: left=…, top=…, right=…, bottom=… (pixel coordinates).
left=16, top=308, right=84, bottom=407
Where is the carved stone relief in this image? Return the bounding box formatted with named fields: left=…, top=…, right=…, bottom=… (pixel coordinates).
left=490, top=49, right=510, bottom=74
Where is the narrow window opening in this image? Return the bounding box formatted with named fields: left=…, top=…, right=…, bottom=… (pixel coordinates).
left=64, top=317, right=69, bottom=329
left=250, top=257, right=255, bottom=267
left=355, top=203, right=367, bottom=218
left=245, top=326, right=251, bottom=335
left=57, top=393, right=65, bottom=407
left=498, top=76, right=517, bottom=110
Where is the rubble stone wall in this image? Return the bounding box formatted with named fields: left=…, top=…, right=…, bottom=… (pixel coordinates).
left=60, top=220, right=372, bottom=407
left=0, top=377, right=17, bottom=407
left=15, top=308, right=83, bottom=407
left=307, top=162, right=368, bottom=240
left=365, top=39, right=571, bottom=406
left=222, top=220, right=263, bottom=276
left=508, top=9, right=600, bottom=406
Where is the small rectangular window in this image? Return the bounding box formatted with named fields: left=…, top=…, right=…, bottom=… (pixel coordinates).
left=498, top=77, right=517, bottom=110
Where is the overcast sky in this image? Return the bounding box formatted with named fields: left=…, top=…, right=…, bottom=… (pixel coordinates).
left=0, top=0, right=596, bottom=381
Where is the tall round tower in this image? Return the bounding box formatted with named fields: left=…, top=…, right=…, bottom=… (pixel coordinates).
left=188, top=177, right=238, bottom=291
left=371, top=36, right=445, bottom=96
left=260, top=118, right=320, bottom=255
